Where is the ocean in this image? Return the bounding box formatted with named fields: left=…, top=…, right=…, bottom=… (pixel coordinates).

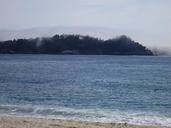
left=0, top=55, right=171, bottom=126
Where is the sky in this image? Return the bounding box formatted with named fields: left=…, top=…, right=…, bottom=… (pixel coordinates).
left=0, top=0, right=171, bottom=50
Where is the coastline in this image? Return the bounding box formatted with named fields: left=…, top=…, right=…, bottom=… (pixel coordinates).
left=0, top=116, right=170, bottom=128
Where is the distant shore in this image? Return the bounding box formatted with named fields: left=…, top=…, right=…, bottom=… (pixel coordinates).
left=0, top=116, right=170, bottom=128
left=0, top=34, right=153, bottom=55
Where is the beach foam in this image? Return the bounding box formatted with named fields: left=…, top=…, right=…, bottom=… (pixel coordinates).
left=0, top=104, right=170, bottom=126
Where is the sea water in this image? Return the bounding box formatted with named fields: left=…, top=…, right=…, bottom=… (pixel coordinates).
left=0, top=55, right=171, bottom=126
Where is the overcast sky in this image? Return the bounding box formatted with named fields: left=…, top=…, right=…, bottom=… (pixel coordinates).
left=0, top=0, right=171, bottom=49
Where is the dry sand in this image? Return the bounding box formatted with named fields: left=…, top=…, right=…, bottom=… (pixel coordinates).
left=0, top=116, right=170, bottom=128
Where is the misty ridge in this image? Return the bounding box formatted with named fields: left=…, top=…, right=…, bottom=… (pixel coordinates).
left=0, top=34, right=153, bottom=55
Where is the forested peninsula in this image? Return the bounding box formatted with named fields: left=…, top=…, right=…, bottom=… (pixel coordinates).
left=0, top=34, right=153, bottom=55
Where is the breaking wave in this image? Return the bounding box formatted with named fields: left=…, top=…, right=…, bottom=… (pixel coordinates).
left=0, top=104, right=171, bottom=126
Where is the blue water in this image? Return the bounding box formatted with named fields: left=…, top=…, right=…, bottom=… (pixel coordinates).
left=0, top=55, right=171, bottom=126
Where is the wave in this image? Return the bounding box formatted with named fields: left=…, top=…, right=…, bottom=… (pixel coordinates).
left=0, top=104, right=171, bottom=126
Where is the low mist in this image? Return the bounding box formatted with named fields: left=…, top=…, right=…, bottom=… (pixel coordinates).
left=150, top=47, right=171, bottom=56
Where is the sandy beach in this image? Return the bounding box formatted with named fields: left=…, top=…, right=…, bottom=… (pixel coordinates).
left=0, top=116, right=170, bottom=128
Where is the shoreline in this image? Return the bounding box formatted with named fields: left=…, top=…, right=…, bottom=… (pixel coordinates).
left=0, top=116, right=170, bottom=128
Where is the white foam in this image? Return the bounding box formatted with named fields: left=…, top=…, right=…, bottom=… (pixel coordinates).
left=0, top=104, right=171, bottom=126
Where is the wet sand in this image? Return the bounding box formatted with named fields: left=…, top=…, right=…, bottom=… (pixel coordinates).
left=0, top=116, right=170, bottom=128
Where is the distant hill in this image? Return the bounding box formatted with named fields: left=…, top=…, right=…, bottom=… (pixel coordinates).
left=0, top=34, right=153, bottom=55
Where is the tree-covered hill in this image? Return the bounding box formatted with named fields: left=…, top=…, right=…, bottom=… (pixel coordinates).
left=0, top=34, right=153, bottom=55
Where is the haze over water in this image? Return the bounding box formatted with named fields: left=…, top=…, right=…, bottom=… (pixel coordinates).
left=0, top=55, right=171, bottom=126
